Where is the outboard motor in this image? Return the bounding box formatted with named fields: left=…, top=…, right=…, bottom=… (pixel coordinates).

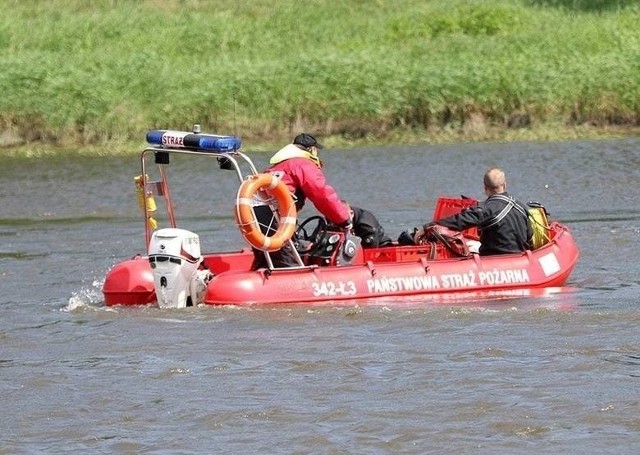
left=148, top=228, right=206, bottom=308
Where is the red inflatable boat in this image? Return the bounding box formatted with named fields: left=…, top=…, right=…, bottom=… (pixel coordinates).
left=102, top=128, right=580, bottom=308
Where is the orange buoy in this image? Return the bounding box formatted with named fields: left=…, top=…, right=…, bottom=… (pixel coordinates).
left=235, top=173, right=297, bottom=252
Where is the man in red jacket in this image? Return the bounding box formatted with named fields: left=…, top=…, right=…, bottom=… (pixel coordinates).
left=252, top=133, right=352, bottom=269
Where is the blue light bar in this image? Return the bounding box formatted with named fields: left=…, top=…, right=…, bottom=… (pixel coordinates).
left=146, top=130, right=241, bottom=152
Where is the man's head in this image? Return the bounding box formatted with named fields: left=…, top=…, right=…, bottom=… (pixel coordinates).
left=483, top=167, right=507, bottom=196
left=293, top=133, right=323, bottom=152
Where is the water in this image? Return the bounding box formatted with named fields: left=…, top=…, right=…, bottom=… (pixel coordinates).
left=1, top=139, right=640, bottom=453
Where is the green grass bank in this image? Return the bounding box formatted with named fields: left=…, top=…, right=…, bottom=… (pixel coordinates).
left=1, top=0, right=639, bottom=154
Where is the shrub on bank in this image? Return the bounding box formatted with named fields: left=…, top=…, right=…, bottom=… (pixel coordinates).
left=0, top=0, right=638, bottom=148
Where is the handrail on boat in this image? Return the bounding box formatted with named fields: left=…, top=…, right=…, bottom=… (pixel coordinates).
left=134, top=127, right=305, bottom=269
left=138, top=145, right=259, bottom=248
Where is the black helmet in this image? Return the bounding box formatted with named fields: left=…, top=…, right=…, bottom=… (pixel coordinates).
left=293, top=133, right=324, bottom=150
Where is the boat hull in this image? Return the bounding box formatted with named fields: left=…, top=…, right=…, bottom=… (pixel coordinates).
left=103, top=223, right=579, bottom=307
left=204, top=223, right=578, bottom=305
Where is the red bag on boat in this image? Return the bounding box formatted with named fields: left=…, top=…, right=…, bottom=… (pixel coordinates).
left=415, top=224, right=471, bottom=257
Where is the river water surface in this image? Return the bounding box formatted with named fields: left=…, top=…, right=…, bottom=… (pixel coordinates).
left=1, top=138, right=639, bottom=453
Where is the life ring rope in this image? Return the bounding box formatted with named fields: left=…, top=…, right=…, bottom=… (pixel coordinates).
left=234, top=173, right=297, bottom=252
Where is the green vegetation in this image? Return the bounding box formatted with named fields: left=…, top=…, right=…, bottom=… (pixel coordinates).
left=1, top=0, right=639, bottom=153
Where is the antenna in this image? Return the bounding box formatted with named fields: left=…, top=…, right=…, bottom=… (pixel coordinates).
left=232, top=83, right=237, bottom=148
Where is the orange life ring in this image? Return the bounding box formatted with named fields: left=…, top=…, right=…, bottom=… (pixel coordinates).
left=234, top=173, right=297, bottom=252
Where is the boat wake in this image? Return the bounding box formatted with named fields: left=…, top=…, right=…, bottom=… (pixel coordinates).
left=65, top=281, right=111, bottom=312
